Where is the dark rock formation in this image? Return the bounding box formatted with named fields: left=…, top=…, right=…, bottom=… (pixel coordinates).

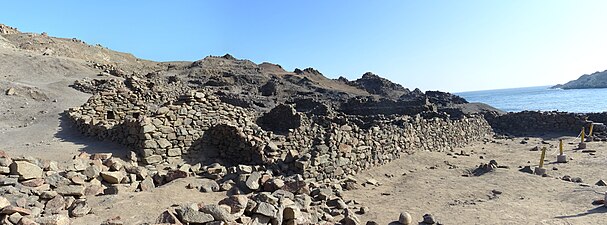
left=351, top=72, right=410, bottom=100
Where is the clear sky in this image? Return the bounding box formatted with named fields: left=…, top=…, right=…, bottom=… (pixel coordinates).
left=2, top=1, right=607, bottom=92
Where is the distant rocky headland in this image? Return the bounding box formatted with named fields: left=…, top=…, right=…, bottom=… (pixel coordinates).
left=553, top=69, right=607, bottom=89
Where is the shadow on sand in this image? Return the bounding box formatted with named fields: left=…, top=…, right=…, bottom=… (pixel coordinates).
left=554, top=206, right=607, bottom=219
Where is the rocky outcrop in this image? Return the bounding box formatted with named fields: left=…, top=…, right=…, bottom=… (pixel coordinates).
left=0, top=24, right=19, bottom=35
left=351, top=72, right=410, bottom=100
left=553, top=70, right=607, bottom=89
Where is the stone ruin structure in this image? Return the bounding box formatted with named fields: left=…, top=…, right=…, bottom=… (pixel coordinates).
left=67, top=77, right=494, bottom=181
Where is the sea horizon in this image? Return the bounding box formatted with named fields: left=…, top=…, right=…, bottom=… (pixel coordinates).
left=457, top=85, right=607, bottom=113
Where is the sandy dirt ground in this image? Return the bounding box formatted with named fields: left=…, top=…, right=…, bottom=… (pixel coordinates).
left=0, top=48, right=129, bottom=163
left=345, top=136, right=607, bottom=225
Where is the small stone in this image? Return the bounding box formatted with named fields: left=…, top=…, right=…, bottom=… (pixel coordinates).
left=0, top=196, right=10, bottom=208
left=245, top=172, right=262, bottom=191
left=55, top=185, right=85, bottom=197
left=84, top=184, right=104, bottom=196
left=177, top=206, right=214, bottom=224
left=156, top=208, right=182, bottom=224
left=571, top=177, right=583, bottom=183
left=83, top=165, right=101, bottom=180
left=492, top=189, right=503, bottom=195
left=365, top=178, right=380, bottom=186
left=9, top=213, right=23, bottom=224
left=100, top=171, right=124, bottom=184
left=139, top=176, right=155, bottom=192
left=283, top=205, right=301, bottom=221
left=1, top=206, right=31, bottom=215
left=218, top=195, right=248, bottom=216
left=359, top=206, right=369, bottom=214
left=596, top=180, right=607, bottom=186
left=200, top=204, right=235, bottom=222
left=399, top=212, right=413, bottom=225
left=18, top=216, right=38, bottom=225
left=422, top=214, right=435, bottom=224
left=44, top=195, right=65, bottom=214
left=6, top=88, right=16, bottom=96
left=68, top=199, right=91, bottom=217
left=254, top=202, right=277, bottom=218
left=143, top=155, right=162, bottom=164
left=21, top=178, right=45, bottom=187
left=40, top=191, right=58, bottom=199
left=0, top=176, right=18, bottom=186
left=45, top=174, right=71, bottom=188
left=10, top=161, right=43, bottom=180
left=199, top=179, right=219, bottom=193
left=35, top=214, right=70, bottom=225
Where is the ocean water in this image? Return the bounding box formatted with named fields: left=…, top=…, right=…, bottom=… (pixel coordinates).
left=457, top=86, right=607, bottom=113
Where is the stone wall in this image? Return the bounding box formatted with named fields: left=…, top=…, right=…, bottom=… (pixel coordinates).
left=135, top=91, right=274, bottom=166
left=69, top=88, right=494, bottom=181
left=280, top=115, right=492, bottom=181
left=67, top=90, right=146, bottom=147
left=484, top=111, right=588, bottom=136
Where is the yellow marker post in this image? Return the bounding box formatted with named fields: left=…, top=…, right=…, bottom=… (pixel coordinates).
left=589, top=123, right=594, bottom=138
left=535, top=147, right=548, bottom=175
left=578, top=127, right=588, bottom=149
left=539, top=147, right=546, bottom=168
left=581, top=128, right=585, bottom=143
left=557, top=139, right=567, bottom=163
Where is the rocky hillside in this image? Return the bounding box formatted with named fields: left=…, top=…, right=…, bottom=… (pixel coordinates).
left=553, top=70, right=607, bottom=89
left=0, top=23, right=495, bottom=119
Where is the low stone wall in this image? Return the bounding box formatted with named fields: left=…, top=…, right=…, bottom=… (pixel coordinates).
left=282, top=115, right=492, bottom=181
left=484, top=111, right=587, bottom=136
left=587, top=112, right=607, bottom=124
left=67, top=90, right=146, bottom=147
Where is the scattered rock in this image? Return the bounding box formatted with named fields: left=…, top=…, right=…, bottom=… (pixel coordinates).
left=1, top=206, right=31, bottom=215
left=100, top=171, right=124, bottom=184
left=68, top=199, right=91, bottom=217
left=0, top=196, right=10, bottom=209
left=398, top=211, right=413, bottom=225
left=36, top=214, right=71, bottom=225
left=200, top=204, right=235, bottom=222
left=176, top=206, right=214, bottom=224
left=422, top=214, right=436, bottom=224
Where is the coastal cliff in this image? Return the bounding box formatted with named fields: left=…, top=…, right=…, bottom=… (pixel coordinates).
left=553, top=70, right=607, bottom=89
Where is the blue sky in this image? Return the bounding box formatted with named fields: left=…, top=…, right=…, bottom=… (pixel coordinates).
left=2, top=1, right=607, bottom=92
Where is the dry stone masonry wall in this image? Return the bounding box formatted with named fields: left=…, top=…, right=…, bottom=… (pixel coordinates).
left=68, top=86, right=494, bottom=182
left=485, top=111, right=591, bottom=136
left=282, top=115, right=492, bottom=181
